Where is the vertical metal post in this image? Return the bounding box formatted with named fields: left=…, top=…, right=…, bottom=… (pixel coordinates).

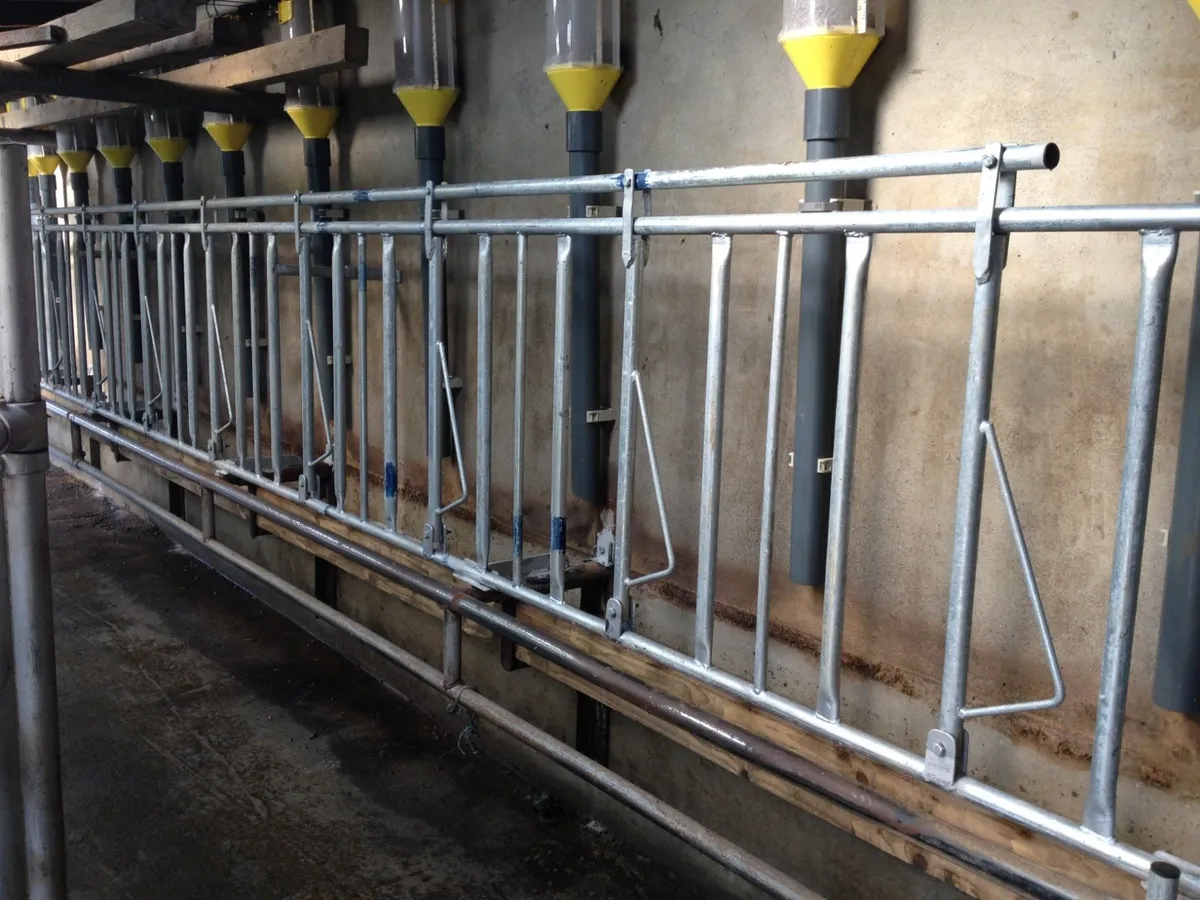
left=1148, top=862, right=1181, bottom=900
left=382, top=235, right=398, bottom=531
left=31, top=231, right=48, bottom=387
left=169, top=231, right=184, bottom=433
left=512, top=234, right=528, bottom=587
left=119, top=234, right=135, bottom=419
left=205, top=237, right=220, bottom=458
left=815, top=233, right=874, bottom=721
left=137, top=230, right=153, bottom=428
left=70, top=222, right=87, bottom=402
left=476, top=235, right=493, bottom=569
left=156, top=233, right=172, bottom=435
left=695, top=235, right=734, bottom=667
left=0, top=479, right=26, bottom=900
left=1083, top=229, right=1178, bottom=838
left=0, top=143, right=67, bottom=900
left=231, top=232, right=246, bottom=466
left=81, top=227, right=101, bottom=405
left=442, top=610, right=462, bottom=689
left=357, top=234, right=369, bottom=521
left=182, top=234, right=198, bottom=446
left=331, top=234, right=347, bottom=511
left=266, top=235, right=283, bottom=482
left=753, top=234, right=794, bottom=693
left=248, top=234, right=263, bottom=476
left=607, top=234, right=644, bottom=639
left=424, top=233, right=446, bottom=554
left=927, top=170, right=1016, bottom=784
left=298, top=234, right=315, bottom=496
left=550, top=235, right=573, bottom=602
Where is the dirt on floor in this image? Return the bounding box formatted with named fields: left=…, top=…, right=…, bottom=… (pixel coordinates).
left=47, top=469, right=728, bottom=900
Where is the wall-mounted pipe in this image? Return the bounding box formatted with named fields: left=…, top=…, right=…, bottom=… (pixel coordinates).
left=546, top=0, right=621, bottom=507
left=96, top=114, right=143, bottom=372
left=56, top=123, right=98, bottom=403
left=283, top=0, right=342, bottom=451
left=394, top=0, right=459, bottom=460
left=144, top=107, right=190, bottom=440
left=780, top=0, right=884, bottom=586
left=1154, top=202, right=1200, bottom=715
left=203, top=112, right=258, bottom=433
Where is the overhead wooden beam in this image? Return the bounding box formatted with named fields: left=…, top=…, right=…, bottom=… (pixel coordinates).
left=1, top=0, right=195, bottom=66
left=0, top=24, right=63, bottom=52
left=0, top=60, right=283, bottom=117
left=0, top=25, right=369, bottom=130
left=74, top=16, right=257, bottom=76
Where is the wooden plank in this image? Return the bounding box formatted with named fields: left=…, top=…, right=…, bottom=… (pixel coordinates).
left=75, top=16, right=257, bottom=75
left=0, top=24, right=63, bottom=52
left=516, top=649, right=1085, bottom=900
left=2, top=0, right=195, bottom=66
left=0, top=26, right=369, bottom=130
left=56, top=412, right=1146, bottom=900
left=0, top=60, right=283, bottom=117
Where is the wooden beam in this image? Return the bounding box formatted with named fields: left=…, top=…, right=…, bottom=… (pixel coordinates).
left=0, top=25, right=369, bottom=130
left=1, top=0, right=195, bottom=66
left=0, top=24, right=63, bottom=52
left=74, top=16, right=257, bottom=75
left=0, top=60, right=283, bottom=117
left=47, top=409, right=1145, bottom=900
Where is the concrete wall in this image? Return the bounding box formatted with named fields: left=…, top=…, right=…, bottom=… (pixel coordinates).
left=76, top=0, right=1200, bottom=880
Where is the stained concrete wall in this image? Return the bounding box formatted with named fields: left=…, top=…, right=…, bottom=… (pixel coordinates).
left=77, top=0, right=1200, bottom=878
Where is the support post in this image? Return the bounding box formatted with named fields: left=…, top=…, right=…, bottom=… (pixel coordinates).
left=0, top=141, right=67, bottom=900
left=1083, top=230, right=1179, bottom=838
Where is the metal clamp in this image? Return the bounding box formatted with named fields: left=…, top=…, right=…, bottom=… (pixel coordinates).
left=586, top=408, right=615, bottom=424
left=0, top=400, right=48, bottom=455
left=972, top=142, right=1004, bottom=284
left=798, top=198, right=873, bottom=213
left=923, top=729, right=963, bottom=788
left=624, top=370, right=675, bottom=589
left=424, top=180, right=436, bottom=261
left=621, top=168, right=636, bottom=267
left=198, top=195, right=210, bottom=252
left=292, top=191, right=303, bottom=249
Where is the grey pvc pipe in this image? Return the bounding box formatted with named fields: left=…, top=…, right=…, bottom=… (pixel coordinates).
left=789, top=87, right=849, bottom=586
left=1155, top=222, right=1200, bottom=715
left=417, top=125, right=452, bottom=459
left=568, top=110, right=605, bottom=506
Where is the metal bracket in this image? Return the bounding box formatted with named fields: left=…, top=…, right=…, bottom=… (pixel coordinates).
left=798, top=198, right=873, bottom=213
left=586, top=408, right=615, bottom=424
left=621, top=168, right=636, bottom=267
left=583, top=205, right=621, bottom=218
left=923, top=728, right=963, bottom=787
left=816, top=457, right=832, bottom=474
left=594, top=520, right=615, bottom=567
left=972, top=141, right=1004, bottom=284
left=0, top=400, right=48, bottom=455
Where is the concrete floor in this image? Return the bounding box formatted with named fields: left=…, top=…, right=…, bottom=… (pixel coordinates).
left=47, top=469, right=725, bottom=900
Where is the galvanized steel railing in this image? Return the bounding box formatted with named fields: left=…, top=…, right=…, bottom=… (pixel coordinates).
left=33, top=140, right=1200, bottom=896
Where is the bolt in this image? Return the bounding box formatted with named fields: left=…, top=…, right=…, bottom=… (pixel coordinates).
left=931, top=741, right=946, bottom=758
left=982, top=154, right=998, bottom=169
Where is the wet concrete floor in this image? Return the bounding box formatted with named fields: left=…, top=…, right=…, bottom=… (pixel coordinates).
left=48, top=470, right=722, bottom=900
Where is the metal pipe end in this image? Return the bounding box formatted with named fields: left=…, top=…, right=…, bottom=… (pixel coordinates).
left=1042, top=143, right=1061, bottom=171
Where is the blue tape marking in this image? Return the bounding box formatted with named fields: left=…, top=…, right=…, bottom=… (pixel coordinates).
left=551, top=517, right=566, bottom=552
left=634, top=171, right=649, bottom=191
left=384, top=462, right=397, bottom=498
left=616, top=172, right=625, bottom=189
left=512, top=514, right=523, bottom=555
left=354, top=189, right=370, bottom=203
left=358, top=257, right=367, bottom=284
